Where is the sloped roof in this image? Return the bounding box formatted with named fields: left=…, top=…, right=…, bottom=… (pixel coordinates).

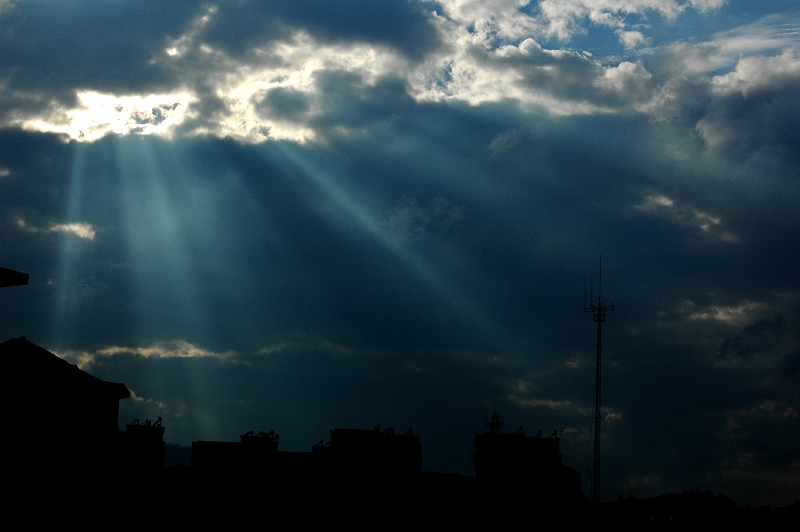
left=0, top=336, right=130, bottom=400
left=0, top=267, right=28, bottom=287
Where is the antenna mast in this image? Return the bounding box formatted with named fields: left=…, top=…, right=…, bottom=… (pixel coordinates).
left=585, top=256, right=613, bottom=504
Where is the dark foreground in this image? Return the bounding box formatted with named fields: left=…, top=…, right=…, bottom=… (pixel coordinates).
left=12, top=467, right=798, bottom=527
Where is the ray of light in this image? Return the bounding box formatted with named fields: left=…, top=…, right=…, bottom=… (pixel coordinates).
left=113, top=135, right=230, bottom=437
left=48, top=143, right=89, bottom=348
left=267, top=142, right=525, bottom=356
left=109, top=135, right=282, bottom=440
left=114, top=136, right=203, bottom=328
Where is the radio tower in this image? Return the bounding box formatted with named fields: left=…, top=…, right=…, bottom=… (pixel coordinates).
left=585, top=257, right=613, bottom=504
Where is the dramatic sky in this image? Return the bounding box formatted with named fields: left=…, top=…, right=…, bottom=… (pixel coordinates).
left=2, top=0, right=799, bottom=506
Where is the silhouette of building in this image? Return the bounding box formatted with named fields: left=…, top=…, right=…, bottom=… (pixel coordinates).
left=2, top=336, right=129, bottom=474
left=192, top=429, right=281, bottom=473
left=0, top=336, right=163, bottom=477
left=192, top=423, right=423, bottom=485
left=0, top=266, right=28, bottom=287
left=318, top=424, right=423, bottom=480
left=473, top=410, right=583, bottom=503
left=119, top=417, right=167, bottom=471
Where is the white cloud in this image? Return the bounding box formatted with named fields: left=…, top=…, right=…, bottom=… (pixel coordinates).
left=55, top=349, right=98, bottom=370
left=0, top=2, right=778, bottom=145
left=657, top=12, right=800, bottom=79
left=50, top=223, right=96, bottom=240
left=712, top=12, right=800, bottom=57
left=687, top=300, right=771, bottom=326
left=413, top=34, right=655, bottom=115
left=435, top=0, right=720, bottom=45
left=97, top=340, right=236, bottom=360
left=710, top=49, right=800, bottom=97
left=536, top=0, right=705, bottom=41
left=159, top=4, right=217, bottom=60
left=616, top=29, right=646, bottom=49
left=17, top=218, right=97, bottom=240
left=635, top=193, right=739, bottom=243
left=595, top=60, right=652, bottom=94
left=8, top=91, right=194, bottom=142
left=0, top=4, right=663, bottom=141
left=436, top=0, right=541, bottom=42
left=5, top=27, right=415, bottom=144
left=689, top=0, right=726, bottom=13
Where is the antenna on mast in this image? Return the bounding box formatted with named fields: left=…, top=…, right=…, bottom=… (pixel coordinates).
left=584, top=254, right=613, bottom=504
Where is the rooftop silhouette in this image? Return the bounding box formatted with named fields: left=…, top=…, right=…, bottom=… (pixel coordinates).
left=2, top=335, right=796, bottom=525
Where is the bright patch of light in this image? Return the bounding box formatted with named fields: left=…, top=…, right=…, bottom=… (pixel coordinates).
left=710, top=49, right=800, bottom=97
left=640, top=194, right=675, bottom=208
left=53, top=349, right=97, bottom=370
left=205, top=31, right=410, bottom=143
left=13, top=91, right=194, bottom=142
left=98, top=340, right=236, bottom=360
left=159, top=4, right=217, bottom=60
left=50, top=222, right=96, bottom=240
left=56, top=341, right=235, bottom=369
left=17, top=218, right=96, bottom=240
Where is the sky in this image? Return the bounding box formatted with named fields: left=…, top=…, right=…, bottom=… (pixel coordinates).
left=1, top=0, right=799, bottom=507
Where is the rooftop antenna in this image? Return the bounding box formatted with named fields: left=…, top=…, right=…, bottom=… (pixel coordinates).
left=486, top=408, right=503, bottom=434
left=585, top=255, right=613, bottom=504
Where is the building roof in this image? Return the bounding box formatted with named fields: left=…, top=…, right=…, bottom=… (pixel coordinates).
left=0, top=267, right=28, bottom=288
left=0, top=336, right=130, bottom=400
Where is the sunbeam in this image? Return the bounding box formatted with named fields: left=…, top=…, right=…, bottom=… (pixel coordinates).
left=267, top=142, right=525, bottom=356
left=49, top=143, right=90, bottom=348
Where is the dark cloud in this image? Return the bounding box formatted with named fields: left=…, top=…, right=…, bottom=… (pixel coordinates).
left=258, top=87, right=312, bottom=121
left=0, top=1, right=439, bottom=126
left=718, top=316, right=786, bottom=361
left=203, top=0, right=441, bottom=61
left=700, top=71, right=800, bottom=170
left=779, top=350, right=800, bottom=382
left=308, top=71, right=417, bottom=134
left=0, top=1, right=198, bottom=105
